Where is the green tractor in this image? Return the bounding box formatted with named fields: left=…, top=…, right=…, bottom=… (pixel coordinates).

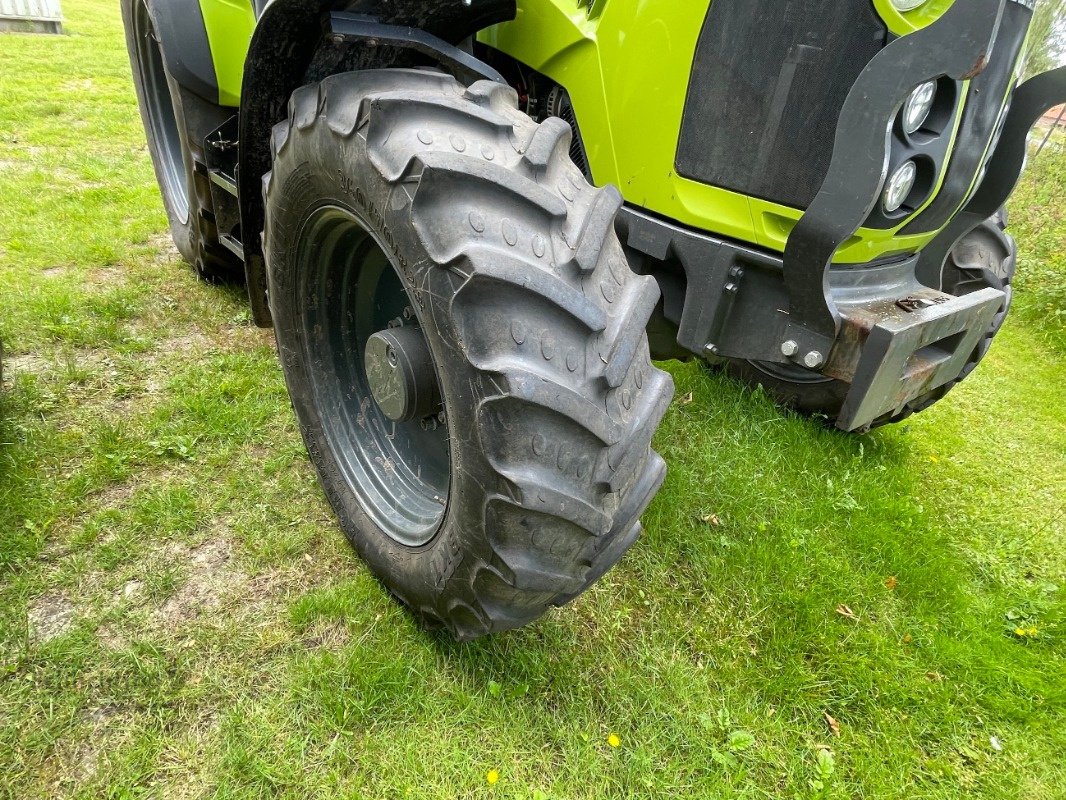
left=123, top=0, right=1065, bottom=639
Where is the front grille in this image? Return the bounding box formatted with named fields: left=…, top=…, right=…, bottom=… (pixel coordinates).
left=675, top=0, right=888, bottom=210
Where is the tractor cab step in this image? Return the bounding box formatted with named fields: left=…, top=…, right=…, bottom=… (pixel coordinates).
left=202, top=115, right=244, bottom=262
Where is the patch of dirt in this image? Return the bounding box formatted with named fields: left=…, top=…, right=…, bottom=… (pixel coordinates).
left=60, top=79, right=96, bottom=93
left=41, top=266, right=66, bottom=278
left=301, top=619, right=351, bottom=651
left=246, top=444, right=276, bottom=463
left=149, top=233, right=181, bottom=264
left=56, top=705, right=127, bottom=787
left=129, top=332, right=216, bottom=376
left=166, top=331, right=215, bottom=355
left=157, top=538, right=247, bottom=626
left=8, top=353, right=50, bottom=376
left=93, top=480, right=138, bottom=511
left=28, top=594, right=76, bottom=644
left=89, top=266, right=125, bottom=287
left=0, top=159, right=31, bottom=176
left=7, top=348, right=116, bottom=382
left=96, top=625, right=127, bottom=651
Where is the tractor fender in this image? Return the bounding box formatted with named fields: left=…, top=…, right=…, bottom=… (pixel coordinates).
left=237, top=0, right=516, bottom=326
left=146, top=0, right=220, bottom=105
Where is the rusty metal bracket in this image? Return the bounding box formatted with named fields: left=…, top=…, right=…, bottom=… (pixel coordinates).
left=837, top=286, right=1003, bottom=431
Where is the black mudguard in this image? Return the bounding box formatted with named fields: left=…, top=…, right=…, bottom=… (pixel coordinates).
left=238, top=0, right=516, bottom=326
left=146, top=0, right=221, bottom=105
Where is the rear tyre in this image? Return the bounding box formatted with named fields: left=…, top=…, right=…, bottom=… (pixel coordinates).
left=264, top=70, right=673, bottom=640
left=121, top=0, right=241, bottom=283
left=720, top=212, right=1016, bottom=429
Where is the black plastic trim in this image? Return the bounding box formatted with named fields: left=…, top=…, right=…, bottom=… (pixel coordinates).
left=149, top=0, right=220, bottom=105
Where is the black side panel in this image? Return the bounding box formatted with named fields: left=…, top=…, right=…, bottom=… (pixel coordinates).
left=150, top=0, right=219, bottom=104
left=675, top=0, right=887, bottom=210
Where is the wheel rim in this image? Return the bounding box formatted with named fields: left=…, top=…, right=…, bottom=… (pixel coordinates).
left=133, top=0, right=189, bottom=224
left=297, top=206, right=450, bottom=547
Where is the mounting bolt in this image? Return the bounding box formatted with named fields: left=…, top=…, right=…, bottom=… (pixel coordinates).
left=780, top=340, right=799, bottom=357
left=803, top=351, right=825, bottom=369
left=724, top=283, right=738, bottom=294
left=704, top=343, right=719, bottom=356
left=420, top=416, right=440, bottom=432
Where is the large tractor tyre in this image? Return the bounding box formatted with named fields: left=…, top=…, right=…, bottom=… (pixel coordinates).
left=263, top=69, right=674, bottom=640
left=720, top=212, right=1016, bottom=430
left=121, top=0, right=241, bottom=283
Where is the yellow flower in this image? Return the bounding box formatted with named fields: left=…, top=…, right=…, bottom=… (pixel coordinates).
left=929, top=455, right=940, bottom=463
left=486, top=770, right=500, bottom=785
left=608, top=733, right=621, bottom=748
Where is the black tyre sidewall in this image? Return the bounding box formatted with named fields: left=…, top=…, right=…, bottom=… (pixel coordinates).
left=265, top=129, right=496, bottom=618
left=121, top=0, right=198, bottom=264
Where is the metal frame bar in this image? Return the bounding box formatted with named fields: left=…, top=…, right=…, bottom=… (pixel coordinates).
left=328, top=13, right=506, bottom=86
left=917, top=65, right=1066, bottom=288
left=781, top=0, right=1007, bottom=364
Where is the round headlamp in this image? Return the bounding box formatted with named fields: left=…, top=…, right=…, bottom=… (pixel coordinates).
left=902, top=81, right=937, bottom=134
left=890, top=0, right=929, bottom=10
left=883, top=160, right=918, bottom=214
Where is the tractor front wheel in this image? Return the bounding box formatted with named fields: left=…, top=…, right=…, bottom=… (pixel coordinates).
left=263, top=70, right=673, bottom=639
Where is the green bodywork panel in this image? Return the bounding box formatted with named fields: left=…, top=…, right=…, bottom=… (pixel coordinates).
left=872, top=0, right=958, bottom=36
left=478, top=0, right=972, bottom=263
left=199, top=0, right=255, bottom=107
left=200, top=0, right=992, bottom=264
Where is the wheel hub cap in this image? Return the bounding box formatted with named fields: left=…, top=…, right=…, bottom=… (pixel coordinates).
left=365, top=326, right=441, bottom=422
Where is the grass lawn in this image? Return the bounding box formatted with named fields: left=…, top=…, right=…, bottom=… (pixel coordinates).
left=1, top=3, right=1063, bottom=797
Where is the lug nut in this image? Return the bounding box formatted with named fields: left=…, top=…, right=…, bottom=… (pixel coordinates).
left=803, top=351, right=824, bottom=369
left=781, top=340, right=799, bottom=357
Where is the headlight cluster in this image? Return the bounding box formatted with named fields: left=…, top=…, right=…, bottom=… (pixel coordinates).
left=890, top=0, right=929, bottom=10
left=879, top=79, right=954, bottom=218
